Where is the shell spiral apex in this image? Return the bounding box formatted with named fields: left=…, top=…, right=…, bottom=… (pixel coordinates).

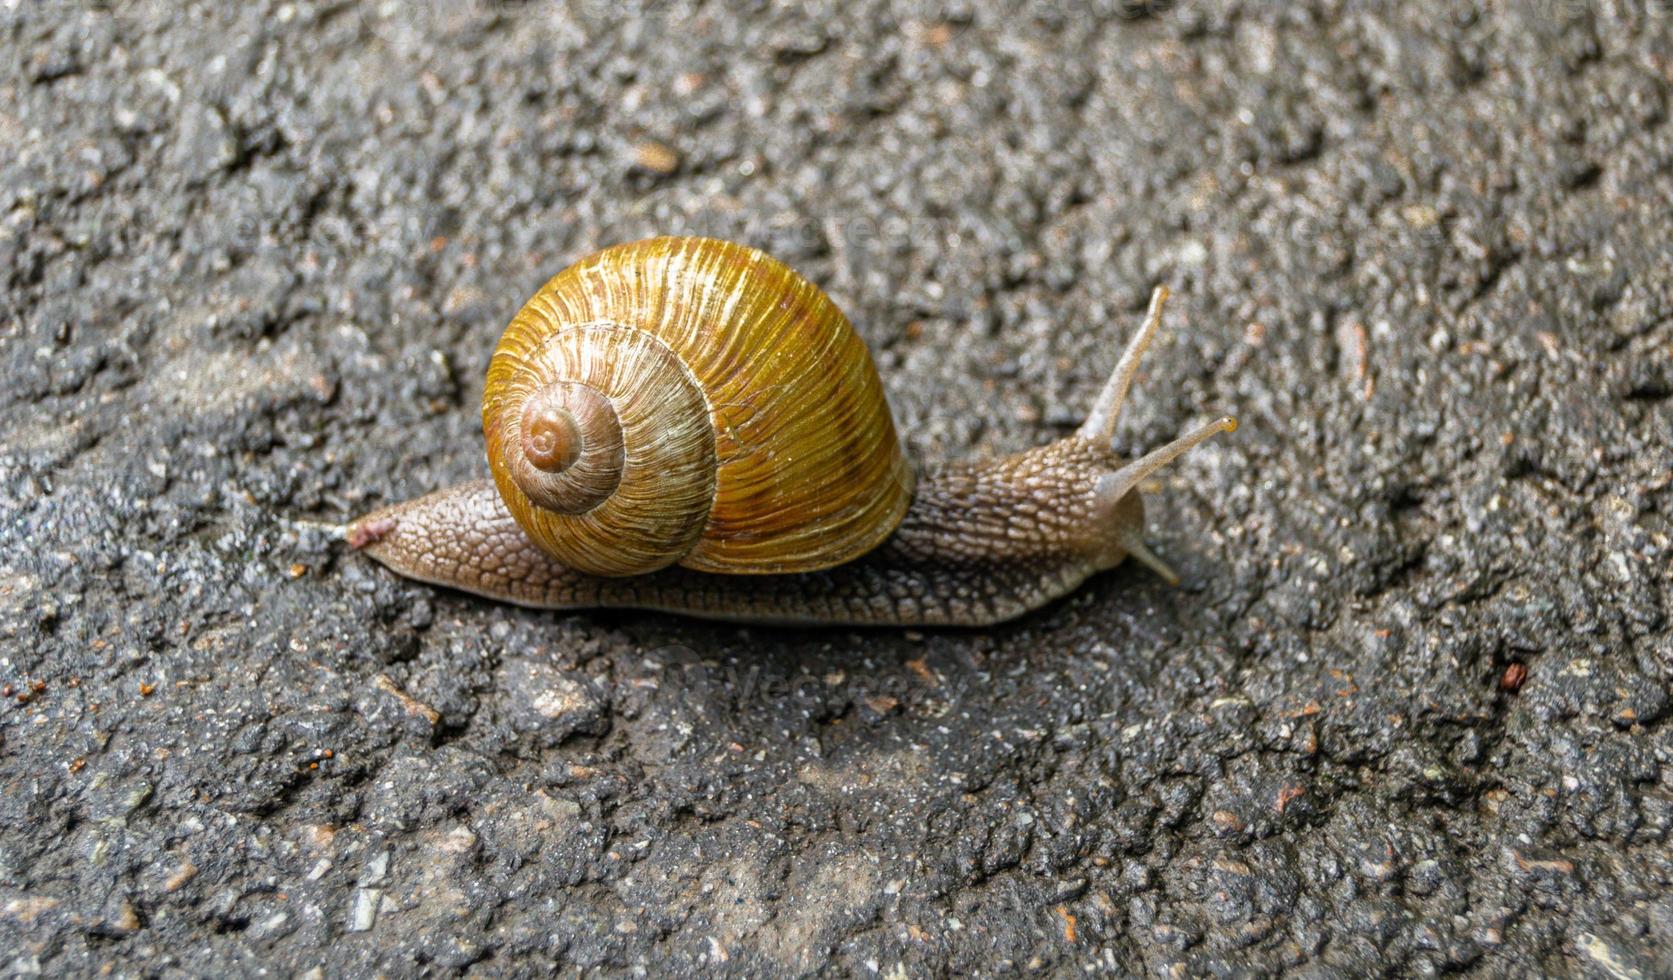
left=482, top=236, right=914, bottom=578
left=510, top=380, right=624, bottom=512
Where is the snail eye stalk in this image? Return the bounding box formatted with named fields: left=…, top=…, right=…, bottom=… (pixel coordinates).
left=1095, top=416, right=1238, bottom=506
left=1078, top=285, right=1170, bottom=447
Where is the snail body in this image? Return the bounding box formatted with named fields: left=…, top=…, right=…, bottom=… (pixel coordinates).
left=348, top=236, right=1235, bottom=627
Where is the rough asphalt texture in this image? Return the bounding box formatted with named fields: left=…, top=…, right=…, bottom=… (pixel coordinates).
left=3, top=0, right=1671, bottom=975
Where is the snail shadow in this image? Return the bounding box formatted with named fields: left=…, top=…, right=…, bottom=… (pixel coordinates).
left=596, top=611, right=967, bottom=733
left=579, top=561, right=1213, bottom=754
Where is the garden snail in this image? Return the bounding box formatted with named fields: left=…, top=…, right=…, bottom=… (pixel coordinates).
left=346, top=236, right=1235, bottom=626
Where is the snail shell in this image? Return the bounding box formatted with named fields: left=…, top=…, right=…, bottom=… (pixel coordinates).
left=483, top=236, right=914, bottom=577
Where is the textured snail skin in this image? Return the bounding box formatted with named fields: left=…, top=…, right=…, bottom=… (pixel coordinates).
left=350, top=438, right=1148, bottom=627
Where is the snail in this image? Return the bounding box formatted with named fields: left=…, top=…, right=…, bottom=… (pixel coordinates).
left=345, top=236, right=1235, bottom=627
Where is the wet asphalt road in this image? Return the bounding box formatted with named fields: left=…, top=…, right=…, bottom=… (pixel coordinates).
left=2, top=1, right=1671, bottom=975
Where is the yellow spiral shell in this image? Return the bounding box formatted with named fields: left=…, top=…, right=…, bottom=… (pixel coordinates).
left=483, top=236, right=914, bottom=577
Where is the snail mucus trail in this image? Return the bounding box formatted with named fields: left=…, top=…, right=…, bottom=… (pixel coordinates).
left=345, top=236, right=1235, bottom=627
